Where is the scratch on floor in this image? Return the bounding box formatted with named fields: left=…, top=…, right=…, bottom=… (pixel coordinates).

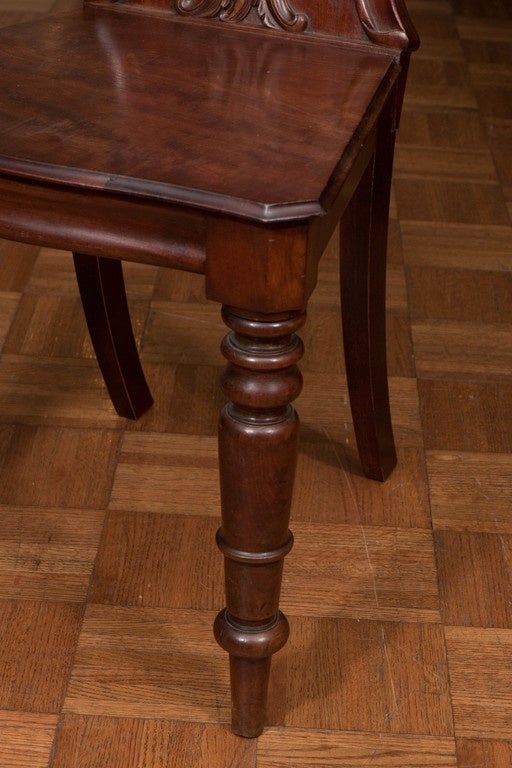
left=360, top=523, right=381, bottom=615
left=380, top=624, right=401, bottom=729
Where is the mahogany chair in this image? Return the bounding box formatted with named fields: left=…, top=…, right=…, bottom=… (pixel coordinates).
left=0, top=0, right=418, bottom=737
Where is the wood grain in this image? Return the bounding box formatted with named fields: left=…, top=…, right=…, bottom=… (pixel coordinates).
left=0, top=241, right=39, bottom=292
left=258, top=729, right=457, bottom=767
left=400, top=221, right=512, bottom=271
left=0, top=292, right=19, bottom=348
left=90, top=512, right=223, bottom=609
left=51, top=715, right=256, bottom=768
left=0, top=600, right=82, bottom=712
left=282, top=522, right=440, bottom=621
left=0, top=426, right=121, bottom=506
left=3, top=294, right=149, bottom=358
left=0, top=357, right=124, bottom=427
left=125, top=363, right=223, bottom=436
left=419, top=380, right=512, bottom=453
left=0, top=711, right=57, bottom=768
left=284, top=617, right=453, bottom=734
left=395, top=178, right=510, bottom=224
left=0, top=507, right=104, bottom=602
left=0, top=9, right=399, bottom=221
left=63, top=605, right=232, bottom=721
left=293, top=444, right=431, bottom=527
left=109, top=433, right=220, bottom=515
left=445, top=627, right=512, bottom=739
left=412, top=321, right=512, bottom=380
left=456, top=738, right=512, bottom=768
left=435, top=530, right=512, bottom=627
left=427, top=451, right=512, bottom=532
left=407, top=266, right=512, bottom=323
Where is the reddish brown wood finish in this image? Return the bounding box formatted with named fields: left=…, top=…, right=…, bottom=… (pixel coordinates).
left=339, top=97, right=397, bottom=481
left=215, top=307, right=304, bottom=736
left=73, top=254, right=153, bottom=419
left=0, top=0, right=418, bottom=739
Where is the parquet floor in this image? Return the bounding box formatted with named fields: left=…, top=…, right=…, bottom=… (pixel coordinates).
left=0, top=0, right=511, bottom=766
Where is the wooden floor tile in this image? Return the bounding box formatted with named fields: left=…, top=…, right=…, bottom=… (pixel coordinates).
left=0, top=711, right=58, bottom=768
left=0, top=425, right=121, bottom=507
left=141, top=302, right=224, bottom=366
left=0, top=506, right=104, bottom=602
left=3, top=295, right=91, bottom=358
left=385, top=265, right=410, bottom=314
left=427, top=451, right=512, bottom=532
left=293, top=444, right=431, bottom=527
left=24, top=249, right=81, bottom=297
left=109, top=433, right=220, bottom=515
left=258, top=728, right=457, bottom=768
left=3, top=294, right=149, bottom=358
left=296, top=307, right=344, bottom=375
left=117, top=261, right=160, bottom=301
left=406, top=0, right=460, bottom=45
left=407, top=266, right=512, bottom=322
left=412, top=321, right=512, bottom=380
left=0, top=241, right=39, bottom=292
left=445, top=626, right=512, bottom=738
left=405, top=58, right=477, bottom=109
left=386, top=218, right=404, bottom=266
left=282, top=522, right=439, bottom=622
left=0, top=356, right=123, bottom=427
left=50, top=715, right=255, bottom=768
left=0, top=600, right=82, bottom=713
left=398, top=106, right=488, bottom=150
left=469, top=63, right=512, bottom=119
left=125, top=363, right=222, bottom=436
left=400, top=222, right=512, bottom=271
left=285, top=617, right=453, bottom=734
left=418, top=380, right=512, bottom=452
left=90, top=512, right=222, bottom=609
left=64, top=605, right=230, bottom=721
left=0, top=292, right=19, bottom=347
left=297, top=374, right=423, bottom=448
left=452, top=1, right=512, bottom=20
left=152, top=268, right=208, bottom=304
left=394, top=145, right=497, bottom=183
left=462, top=39, right=512, bottom=68
left=299, top=309, right=414, bottom=378
left=456, top=17, right=512, bottom=41
left=486, top=118, right=512, bottom=190
left=25, top=248, right=158, bottom=300
left=435, top=530, right=512, bottom=627
left=395, top=179, right=510, bottom=224
left=385, top=315, right=416, bottom=378
left=456, top=738, right=512, bottom=768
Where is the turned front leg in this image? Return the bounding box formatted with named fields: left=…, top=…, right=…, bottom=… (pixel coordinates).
left=214, top=307, right=305, bottom=737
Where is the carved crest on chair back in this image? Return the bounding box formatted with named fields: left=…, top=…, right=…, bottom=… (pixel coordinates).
left=175, top=0, right=308, bottom=32
left=85, top=0, right=419, bottom=51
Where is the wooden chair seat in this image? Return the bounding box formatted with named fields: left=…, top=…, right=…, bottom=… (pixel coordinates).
left=0, top=0, right=418, bottom=740
left=0, top=8, right=396, bottom=220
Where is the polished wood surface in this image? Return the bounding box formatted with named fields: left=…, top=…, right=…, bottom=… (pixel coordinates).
left=2, top=0, right=511, bottom=765
left=0, top=7, right=399, bottom=221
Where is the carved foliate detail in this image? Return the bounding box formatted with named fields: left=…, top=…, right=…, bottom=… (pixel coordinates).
left=175, top=0, right=308, bottom=33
